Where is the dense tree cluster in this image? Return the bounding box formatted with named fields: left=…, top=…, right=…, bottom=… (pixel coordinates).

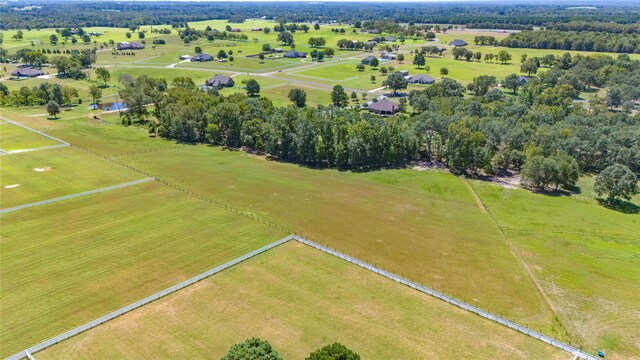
left=544, top=21, right=640, bottom=34
left=501, top=30, right=640, bottom=54
left=0, top=82, right=78, bottom=107
left=3, top=3, right=639, bottom=31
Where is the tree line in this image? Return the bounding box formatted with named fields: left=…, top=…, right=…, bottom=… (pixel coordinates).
left=501, top=30, right=640, bottom=54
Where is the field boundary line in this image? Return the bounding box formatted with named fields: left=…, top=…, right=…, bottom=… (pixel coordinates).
left=4, top=235, right=295, bottom=360
left=291, top=235, right=598, bottom=360
left=0, top=177, right=154, bottom=214
left=2, top=143, right=69, bottom=155
left=0, top=116, right=69, bottom=146
left=462, top=178, right=570, bottom=343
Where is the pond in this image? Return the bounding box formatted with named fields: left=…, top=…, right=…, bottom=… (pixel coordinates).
left=89, top=101, right=128, bottom=111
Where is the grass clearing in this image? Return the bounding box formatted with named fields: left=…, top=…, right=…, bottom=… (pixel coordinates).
left=115, top=144, right=554, bottom=333
left=0, top=181, right=285, bottom=357
left=0, top=122, right=61, bottom=151
left=0, top=146, right=142, bottom=208
left=471, top=180, right=640, bottom=359
left=36, top=241, right=566, bottom=360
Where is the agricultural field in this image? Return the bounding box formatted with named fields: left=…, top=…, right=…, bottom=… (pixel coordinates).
left=36, top=241, right=567, bottom=360
left=471, top=180, right=640, bottom=358
left=0, top=179, right=285, bottom=357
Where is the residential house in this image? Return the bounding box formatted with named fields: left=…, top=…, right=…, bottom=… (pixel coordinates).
left=361, top=55, right=378, bottom=64
left=450, top=39, right=468, bottom=47
left=368, top=29, right=380, bottom=34
left=191, top=53, right=214, bottom=62
left=179, top=55, right=192, bottom=60
left=408, top=74, right=436, bottom=84
left=11, top=68, right=44, bottom=78
left=230, top=28, right=242, bottom=33
left=283, top=50, right=307, bottom=58
left=395, top=70, right=409, bottom=77
left=367, top=99, right=400, bottom=116
left=385, top=36, right=396, bottom=42
left=381, top=53, right=396, bottom=60
left=117, top=42, right=145, bottom=50
left=205, top=74, right=235, bottom=88
left=272, top=48, right=284, bottom=53
left=251, top=28, right=263, bottom=31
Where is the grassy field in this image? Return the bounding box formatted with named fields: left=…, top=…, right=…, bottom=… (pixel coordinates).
left=36, top=241, right=566, bottom=360
left=0, top=122, right=62, bottom=151
left=471, top=180, right=640, bottom=359
left=0, top=146, right=143, bottom=208
left=112, top=145, right=554, bottom=332
left=0, top=181, right=285, bottom=357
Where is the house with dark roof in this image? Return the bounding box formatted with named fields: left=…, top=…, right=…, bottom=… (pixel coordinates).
left=251, top=28, right=263, bottom=32
left=205, top=74, right=235, bottom=88
left=395, top=70, right=409, bottom=77
left=11, top=68, right=44, bottom=78
left=450, top=39, right=468, bottom=47
left=385, top=36, right=396, bottom=42
left=361, top=55, right=378, bottom=64
left=230, top=28, right=242, bottom=32
left=191, top=53, right=214, bottom=62
left=381, top=53, right=396, bottom=60
left=117, top=42, right=145, bottom=50
left=519, top=76, right=530, bottom=84
left=368, top=29, right=380, bottom=34
left=408, top=74, right=436, bottom=84
left=283, top=50, right=307, bottom=58
left=367, top=99, right=400, bottom=116
left=272, top=48, right=284, bottom=53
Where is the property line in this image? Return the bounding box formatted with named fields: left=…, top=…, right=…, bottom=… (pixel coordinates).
left=291, top=235, right=598, bottom=360
left=0, top=116, right=69, bottom=146
left=2, top=143, right=69, bottom=155
left=0, top=177, right=155, bottom=214
left=4, top=235, right=294, bottom=360
left=4, top=234, right=598, bottom=360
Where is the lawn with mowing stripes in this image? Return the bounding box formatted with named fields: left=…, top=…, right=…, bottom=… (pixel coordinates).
left=471, top=180, right=640, bottom=359
left=36, top=241, right=566, bottom=360
left=0, top=123, right=61, bottom=151
left=115, top=144, right=555, bottom=335
left=0, top=181, right=285, bottom=357
left=0, top=146, right=142, bottom=209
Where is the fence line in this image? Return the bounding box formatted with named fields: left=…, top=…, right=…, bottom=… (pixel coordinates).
left=0, top=116, right=69, bottom=146
left=0, top=177, right=155, bottom=214
left=5, top=235, right=295, bottom=360
left=291, top=235, right=599, bottom=360
left=2, top=143, right=69, bottom=155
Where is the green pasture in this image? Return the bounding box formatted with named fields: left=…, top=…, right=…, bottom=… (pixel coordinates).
left=0, top=146, right=142, bottom=208
left=0, top=181, right=285, bottom=357
left=0, top=122, right=61, bottom=151
left=112, top=143, right=554, bottom=333
left=471, top=180, right=640, bottom=358
left=37, top=242, right=566, bottom=360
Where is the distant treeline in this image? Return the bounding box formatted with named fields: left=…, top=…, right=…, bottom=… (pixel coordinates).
left=544, top=21, right=640, bottom=34
left=2, top=2, right=640, bottom=30
left=502, top=31, right=640, bottom=54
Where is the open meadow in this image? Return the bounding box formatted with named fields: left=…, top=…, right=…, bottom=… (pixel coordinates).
left=1, top=176, right=285, bottom=356
left=36, top=241, right=567, bottom=360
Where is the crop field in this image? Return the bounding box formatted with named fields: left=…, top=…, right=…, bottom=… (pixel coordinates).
left=0, top=122, right=61, bottom=151
left=36, top=241, right=566, bottom=360
left=0, top=146, right=145, bottom=208
left=0, top=180, right=285, bottom=357
left=471, top=180, right=640, bottom=358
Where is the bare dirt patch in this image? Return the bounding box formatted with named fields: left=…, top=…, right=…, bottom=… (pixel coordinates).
left=33, top=167, right=52, bottom=172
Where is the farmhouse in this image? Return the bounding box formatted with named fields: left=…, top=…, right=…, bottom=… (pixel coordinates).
left=117, top=42, right=145, bottom=50
left=408, top=74, right=436, bottom=84
left=519, top=76, right=530, bottom=84
left=367, top=99, right=400, bottom=116
left=395, top=70, right=409, bottom=77
left=283, top=50, right=307, bottom=58
left=251, top=27, right=263, bottom=31
left=361, top=55, right=378, bottom=64
left=11, top=68, right=44, bottom=78
left=368, top=29, right=380, bottom=34
left=230, top=28, right=242, bottom=32
left=191, top=53, right=214, bottom=62
left=385, top=36, right=396, bottom=42
left=205, top=74, right=235, bottom=88
left=450, top=39, right=468, bottom=47
left=272, top=48, right=284, bottom=53
left=179, top=55, right=191, bottom=60
left=381, top=53, right=396, bottom=60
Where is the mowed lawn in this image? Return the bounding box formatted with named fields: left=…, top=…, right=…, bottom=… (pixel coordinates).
left=0, top=146, right=143, bottom=209
left=114, top=144, right=554, bottom=333
left=471, top=181, right=640, bottom=359
left=0, top=181, right=285, bottom=357
left=36, top=242, right=567, bottom=360
left=0, top=122, right=62, bottom=151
